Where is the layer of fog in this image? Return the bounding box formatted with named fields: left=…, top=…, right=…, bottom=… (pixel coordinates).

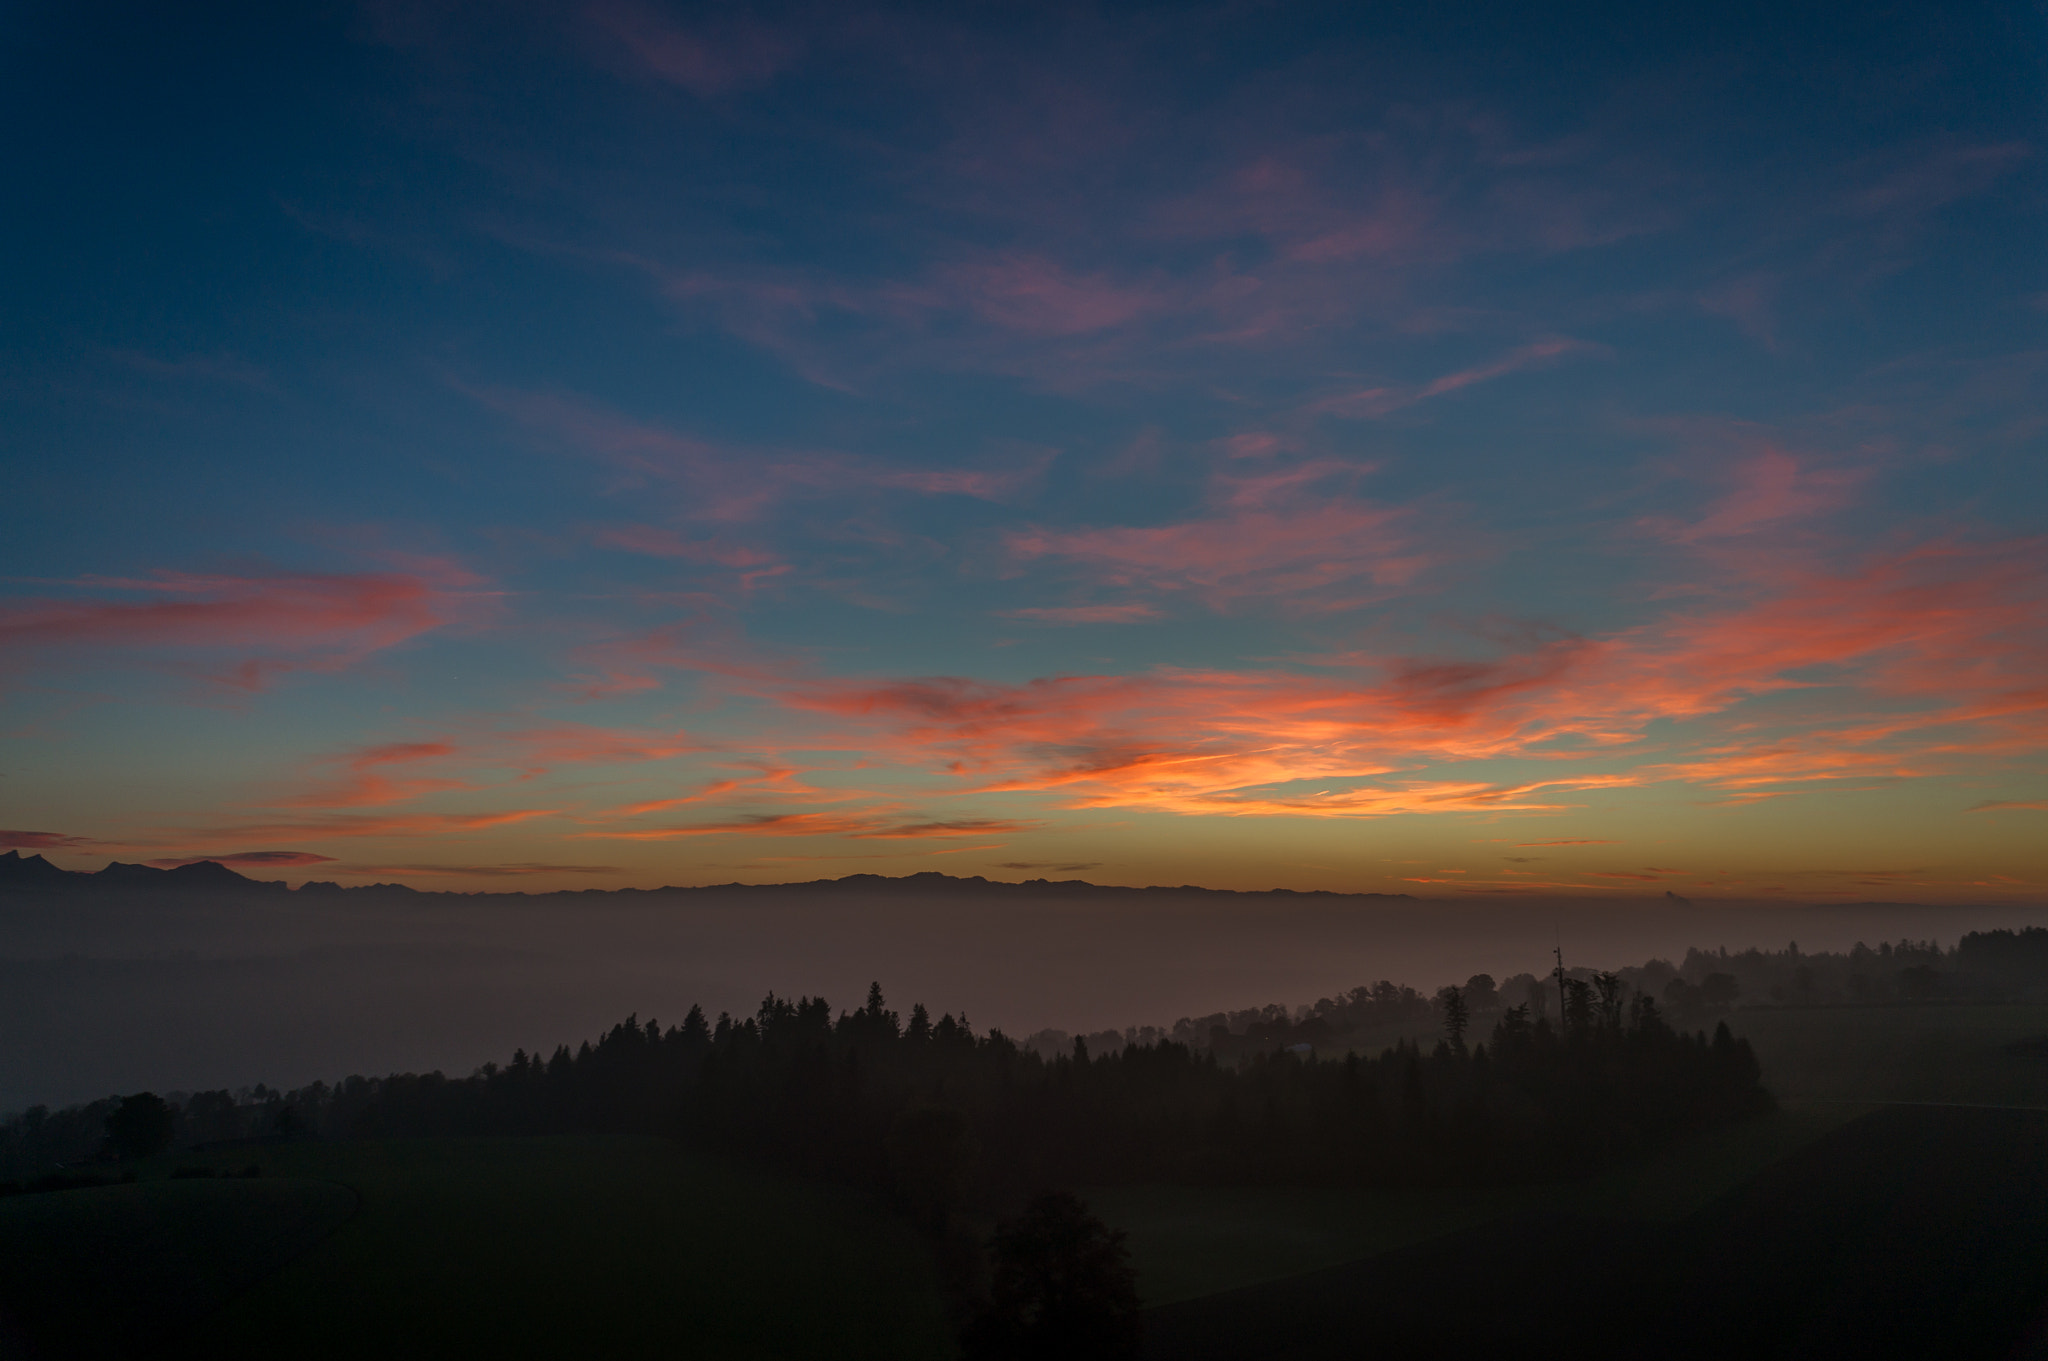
left=4, top=881, right=2044, bottom=1111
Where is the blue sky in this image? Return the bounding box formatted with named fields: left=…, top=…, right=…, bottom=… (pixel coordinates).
left=3, top=0, right=2046, bottom=898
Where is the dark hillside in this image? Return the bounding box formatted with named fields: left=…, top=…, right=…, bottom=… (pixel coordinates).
left=1144, top=1105, right=2048, bottom=1361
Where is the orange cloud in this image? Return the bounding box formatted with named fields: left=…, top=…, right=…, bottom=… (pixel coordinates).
left=850, top=819, right=1040, bottom=839
left=208, top=810, right=555, bottom=842
left=281, top=725, right=706, bottom=810
left=282, top=741, right=471, bottom=808
left=583, top=811, right=883, bottom=840
left=698, top=534, right=2048, bottom=820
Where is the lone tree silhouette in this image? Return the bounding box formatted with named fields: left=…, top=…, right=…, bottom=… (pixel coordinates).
left=105, top=1092, right=173, bottom=1161
left=964, top=1190, right=1141, bottom=1360
left=1438, top=985, right=1470, bottom=1054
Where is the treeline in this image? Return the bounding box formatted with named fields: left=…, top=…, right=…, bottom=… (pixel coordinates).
left=1023, top=927, right=2048, bottom=1067
left=2, top=978, right=1769, bottom=1203
left=1624, top=928, right=2048, bottom=1012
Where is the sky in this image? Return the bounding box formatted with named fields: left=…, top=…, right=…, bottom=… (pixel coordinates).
left=3, top=0, right=2047, bottom=902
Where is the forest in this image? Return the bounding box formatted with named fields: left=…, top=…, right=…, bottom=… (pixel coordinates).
left=13, top=924, right=2045, bottom=1190
left=4, top=972, right=1768, bottom=1206
left=13, top=929, right=2048, bottom=1358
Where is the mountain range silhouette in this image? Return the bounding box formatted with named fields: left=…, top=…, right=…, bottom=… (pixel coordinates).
left=0, top=852, right=1429, bottom=903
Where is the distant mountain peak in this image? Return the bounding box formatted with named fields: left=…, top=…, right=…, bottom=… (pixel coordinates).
left=0, top=849, right=78, bottom=885
left=164, top=859, right=256, bottom=884
left=96, top=860, right=166, bottom=879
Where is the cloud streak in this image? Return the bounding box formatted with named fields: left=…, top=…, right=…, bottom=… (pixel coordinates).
left=713, top=534, right=2048, bottom=819
left=0, top=569, right=471, bottom=688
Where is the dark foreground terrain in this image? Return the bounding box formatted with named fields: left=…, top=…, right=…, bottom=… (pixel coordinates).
left=0, top=1137, right=950, bottom=1361
left=1145, top=1104, right=2048, bottom=1361
left=5, top=1105, right=2047, bottom=1359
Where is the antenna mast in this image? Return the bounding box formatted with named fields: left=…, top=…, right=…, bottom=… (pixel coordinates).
left=1553, top=941, right=1568, bottom=1023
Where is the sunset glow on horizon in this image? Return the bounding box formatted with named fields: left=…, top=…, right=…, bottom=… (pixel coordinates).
left=4, top=1, right=2046, bottom=902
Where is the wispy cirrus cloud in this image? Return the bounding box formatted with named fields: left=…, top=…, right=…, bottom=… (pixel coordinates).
left=471, top=385, right=1046, bottom=523
left=0, top=830, right=99, bottom=850
left=586, top=0, right=799, bottom=97
left=1006, top=457, right=1428, bottom=611
left=582, top=811, right=883, bottom=840
left=0, top=568, right=473, bottom=689
left=851, top=818, right=1039, bottom=839
left=278, top=725, right=708, bottom=812
left=1660, top=448, right=1864, bottom=544
left=939, top=254, right=1167, bottom=336
left=592, top=525, right=782, bottom=570
left=1003, top=603, right=1161, bottom=624
left=201, top=810, right=557, bottom=843
left=1848, top=141, right=2030, bottom=218
left=282, top=741, right=471, bottom=809
left=712, top=533, right=2048, bottom=819
left=1311, top=337, right=1605, bottom=420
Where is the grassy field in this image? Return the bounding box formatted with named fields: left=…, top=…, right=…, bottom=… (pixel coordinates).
left=1, top=1137, right=953, bottom=1361
left=0, top=1174, right=356, bottom=1359
left=1103, top=1002, right=2048, bottom=1308
left=8, top=1002, right=2042, bottom=1358
left=1141, top=1106, right=2048, bottom=1360
left=1091, top=1101, right=1864, bottom=1305
left=1726, top=1002, right=2048, bottom=1105
left=1104, top=1002, right=2048, bottom=1307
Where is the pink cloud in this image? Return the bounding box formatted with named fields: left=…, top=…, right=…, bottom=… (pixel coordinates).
left=587, top=0, right=798, bottom=97
left=1697, top=273, right=1781, bottom=349
left=0, top=830, right=96, bottom=850
left=873, top=450, right=1055, bottom=502
left=473, top=385, right=1041, bottom=521
left=593, top=525, right=780, bottom=569
left=1314, top=338, right=1603, bottom=418
left=1650, top=447, right=1865, bottom=543
left=1003, top=604, right=1161, bottom=624
left=1287, top=189, right=1437, bottom=264
left=278, top=725, right=706, bottom=812
left=1850, top=142, right=2030, bottom=217
left=0, top=569, right=465, bottom=687
left=940, top=254, right=1164, bottom=336
left=1417, top=338, right=1602, bottom=398
left=1007, top=500, right=1424, bottom=609
left=282, top=741, right=470, bottom=809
